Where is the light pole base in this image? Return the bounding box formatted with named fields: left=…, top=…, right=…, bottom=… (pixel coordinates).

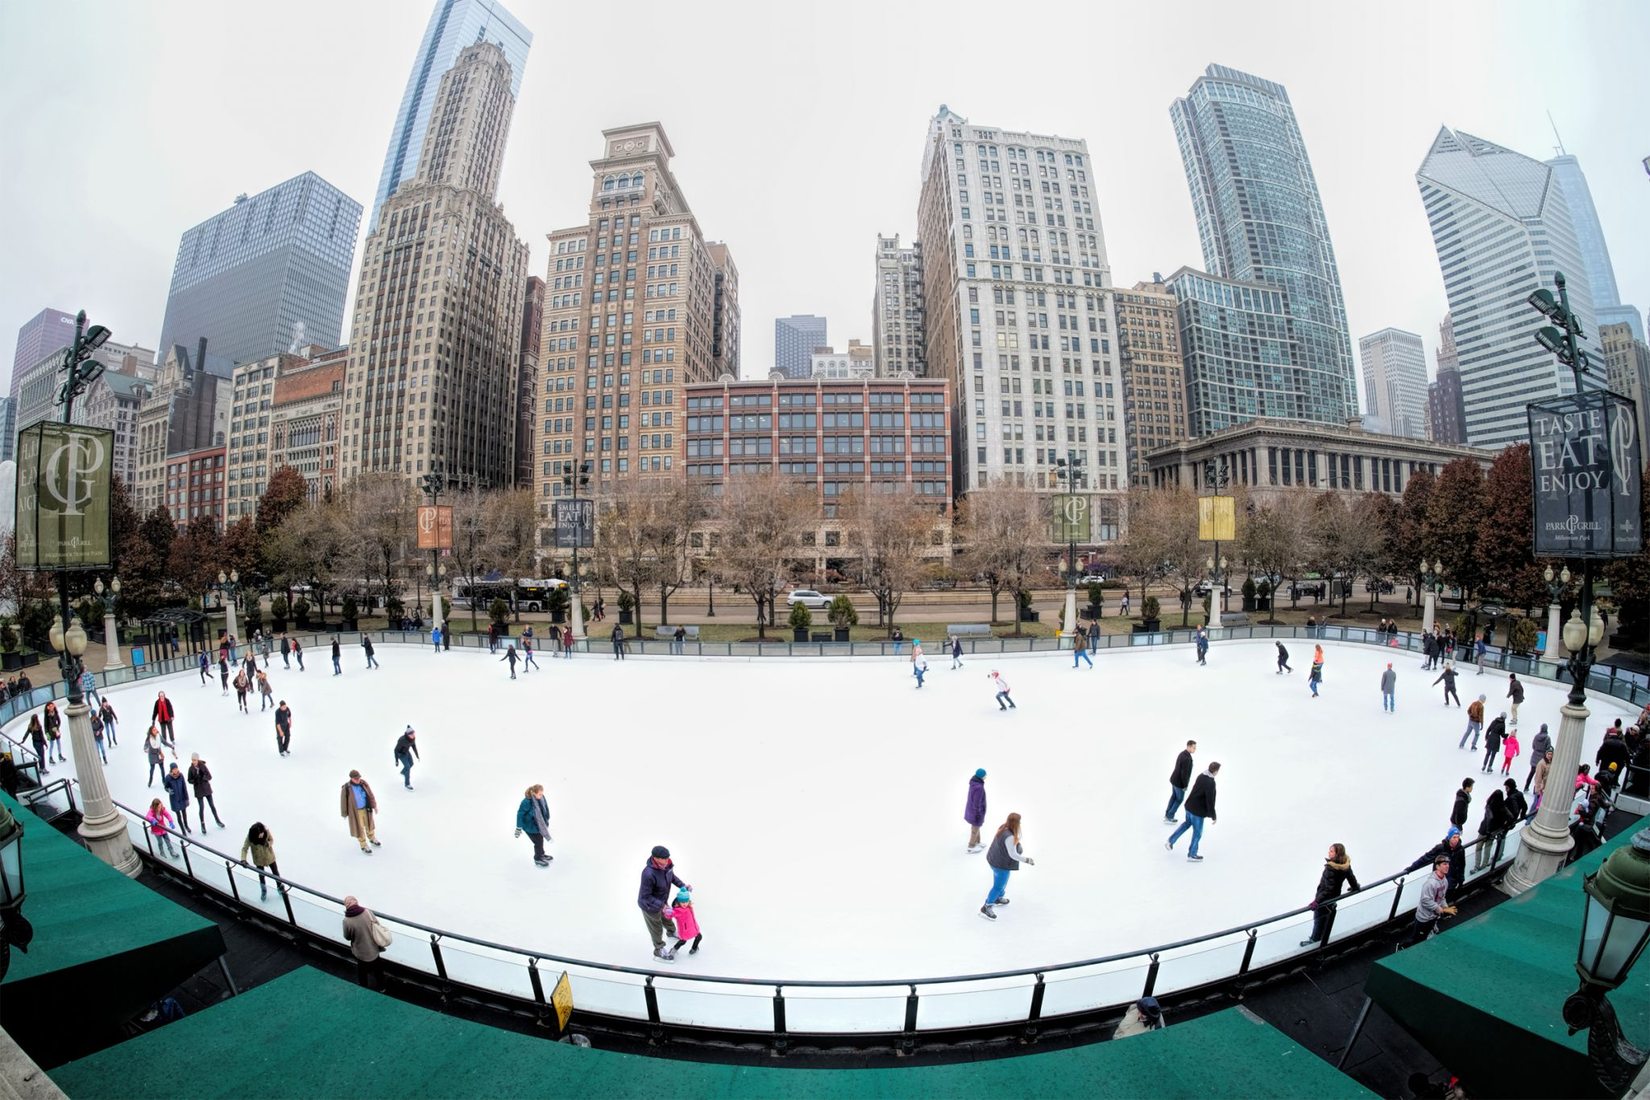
left=1501, top=819, right=1576, bottom=896
left=571, top=586, right=587, bottom=642
left=78, top=807, right=142, bottom=879
left=1208, top=600, right=1223, bottom=630
left=1062, top=588, right=1078, bottom=638
left=1502, top=695, right=1588, bottom=895
left=1544, top=602, right=1562, bottom=660
left=1422, top=591, right=1437, bottom=635
left=102, top=612, right=124, bottom=670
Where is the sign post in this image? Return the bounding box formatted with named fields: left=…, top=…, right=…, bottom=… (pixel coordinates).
left=551, top=970, right=574, bottom=1035
left=1527, top=392, right=1641, bottom=559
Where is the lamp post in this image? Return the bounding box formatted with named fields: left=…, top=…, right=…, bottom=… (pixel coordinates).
left=1055, top=451, right=1085, bottom=637
left=1205, top=555, right=1227, bottom=628
left=562, top=461, right=592, bottom=641
left=216, top=569, right=239, bottom=646
left=426, top=561, right=446, bottom=639
left=1203, top=458, right=1231, bottom=628
left=1419, top=559, right=1444, bottom=634
left=418, top=462, right=445, bottom=639
left=1561, top=828, right=1650, bottom=1096
left=0, top=799, right=32, bottom=981
left=1543, top=564, right=1570, bottom=661
left=95, top=576, right=123, bottom=670
left=49, top=311, right=139, bottom=878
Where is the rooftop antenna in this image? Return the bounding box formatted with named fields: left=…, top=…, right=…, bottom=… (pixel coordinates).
left=1547, top=111, right=1566, bottom=157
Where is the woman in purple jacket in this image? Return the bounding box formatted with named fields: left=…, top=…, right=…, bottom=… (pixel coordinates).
left=965, top=769, right=988, bottom=853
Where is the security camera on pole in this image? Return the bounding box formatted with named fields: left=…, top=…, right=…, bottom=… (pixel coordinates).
left=1506, top=274, right=1643, bottom=895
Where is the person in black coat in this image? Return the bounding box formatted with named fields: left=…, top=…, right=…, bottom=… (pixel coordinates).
left=1405, top=832, right=1465, bottom=896
left=1449, top=779, right=1474, bottom=832
left=1596, top=733, right=1630, bottom=775
left=1301, top=842, right=1361, bottom=946
left=1481, top=716, right=1506, bottom=774
left=1473, top=783, right=1514, bottom=871
left=1166, top=763, right=1219, bottom=861
left=1433, top=663, right=1461, bottom=706
left=186, top=753, right=225, bottom=831
left=393, top=728, right=420, bottom=790
left=162, top=762, right=193, bottom=835
left=1275, top=642, right=1291, bottom=674
left=1164, top=740, right=1196, bottom=823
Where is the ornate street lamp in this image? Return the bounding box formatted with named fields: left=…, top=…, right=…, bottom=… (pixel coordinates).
left=1562, top=829, right=1650, bottom=1095
left=0, top=800, right=31, bottom=981
left=94, top=576, right=124, bottom=671
left=215, top=569, right=240, bottom=645
left=1419, top=559, right=1444, bottom=634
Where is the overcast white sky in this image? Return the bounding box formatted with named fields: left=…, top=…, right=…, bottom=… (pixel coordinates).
left=2, top=0, right=1646, bottom=395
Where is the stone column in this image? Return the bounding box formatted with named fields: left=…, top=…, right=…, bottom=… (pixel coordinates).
left=571, top=582, right=587, bottom=642
left=102, top=611, right=124, bottom=670
left=1422, top=588, right=1437, bottom=635
left=1543, top=603, right=1562, bottom=660
left=1503, top=694, right=1585, bottom=895
left=1062, top=587, right=1078, bottom=638
left=223, top=596, right=238, bottom=648
left=66, top=695, right=141, bottom=878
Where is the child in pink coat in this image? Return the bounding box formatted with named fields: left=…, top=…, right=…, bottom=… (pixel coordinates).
left=663, top=889, right=702, bottom=956
left=1501, top=730, right=1520, bottom=777
left=146, top=797, right=178, bottom=858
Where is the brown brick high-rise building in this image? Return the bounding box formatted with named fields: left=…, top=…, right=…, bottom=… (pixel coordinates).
left=517, top=275, right=545, bottom=487
left=341, top=41, right=529, bottom=490
left=1115, top=277, right=1187, bottom=487
left=537, top=123, right=739, bottom=529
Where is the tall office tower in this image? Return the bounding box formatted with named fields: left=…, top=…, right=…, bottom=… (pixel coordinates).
left=774, top=315, right=827, bottom=378
left=1167, top=267, right=1308, bottom=437
left=1359, top=328, right=1428, bottom=439
left=537, top=122, right=740, bottom=507
left=1417, top=128, right=1596, bottom=448
left=157, top=173, right=360, bottom=370
left=1600, top=323, right=1650, bottom=452
left=516, top=276, right=545, bottom=487
left=1114, top=277, right=1187, bottom=486
left=370, top=0, right=531, bottom=232
left=918, top=106, right=1126, bottom=543
left=1170, top=65, right=1356, bottom=425
left=226, top=352, right=312, bottom=525
left=8, top=307, right=75, bottom=399
left=0, top=397, right=16, bottom=464
left=873, top=235, right=925, bottom=377
left=1548, top=155, right=1643, bottom=342
left=342, top=42, right=530, bottom=489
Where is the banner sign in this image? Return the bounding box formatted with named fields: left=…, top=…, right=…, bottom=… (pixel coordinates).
left=553, top=499, right=594, bottom=549
left=1527, top=391, right=1642, bottom=558
left=15, top=420, right=115, bottom=570
left=416, top=505, right=454, bottom=550
left=1050, top=495, right=1089, bottom=542
left=1198, top=495, right=1236, bottom=542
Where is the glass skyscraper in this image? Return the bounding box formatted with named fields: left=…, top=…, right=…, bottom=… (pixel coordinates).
left=1548, top=154, right=1643, bottom=343
left=369, top=0, right=532, bottom=232
left=156, top=172, right=361, bottom=368
left=1170, top=64, right=1356, bottom=429
left=774, top=315, right=828, bottom=378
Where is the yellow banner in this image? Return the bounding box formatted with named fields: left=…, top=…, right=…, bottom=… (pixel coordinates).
left=1198, top=496, right=1235, bottom=542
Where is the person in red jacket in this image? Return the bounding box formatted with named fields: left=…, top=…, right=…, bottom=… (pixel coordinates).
left=151, top=691, right=177, bottom=747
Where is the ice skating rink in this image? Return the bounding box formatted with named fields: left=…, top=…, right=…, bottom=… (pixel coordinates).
left=39, top=639, right=1633, bottom=982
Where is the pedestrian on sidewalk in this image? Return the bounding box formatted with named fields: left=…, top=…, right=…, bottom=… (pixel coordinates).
left=980, top=812, right=1034, bottom=920
left=1300, top=843, right=1361, bottom=946
left=639, top=846, right=690, bottom=961
left=393, top=727, right=419, bottom=790
left=514, top=784, right=553, bottom=866
left=340, top=770, right=381, bottom=854
left=964, top=769, right=987, bottom=852
left=1166, top=763, right=1219, bottom=861
left=1164, top=740, right=1196, bottom=823
left=187, top=753, right=225, bottom=830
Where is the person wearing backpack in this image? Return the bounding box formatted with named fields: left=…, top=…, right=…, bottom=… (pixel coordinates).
left=342, top=895, right=391, bottom=989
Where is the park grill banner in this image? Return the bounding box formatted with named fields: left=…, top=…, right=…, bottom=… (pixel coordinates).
left=1050, top=494, right=1089, bottom=542
left=416, top=504, right=454, bottom=550
left=553, top=499, right=594, bottom=549
left=14, top=420, right=116, bottom=570
left=1527, top=391, right=1642, bottom=558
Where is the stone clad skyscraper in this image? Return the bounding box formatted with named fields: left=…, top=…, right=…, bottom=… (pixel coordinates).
left=341, top=41, right=530, bottom=488
left=369, top=0, right=531, bottom=232
left=1170, top=64, right=1356, bottom=428
left=1359, top=328, right=1428, bottom=438
left=873, top=235, right=925, bottom=377
left=1416, top=127, right=1594, bottom=449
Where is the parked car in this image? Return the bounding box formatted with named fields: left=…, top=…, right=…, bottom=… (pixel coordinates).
left=1193, top=581, right=1232, bottom=597
left=786, top=589, right=832, bottom=610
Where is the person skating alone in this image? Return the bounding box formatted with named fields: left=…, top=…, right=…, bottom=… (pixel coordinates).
left=144, top=726, right=170, bottom=786
left=1506, top=673, right=1524, bottom=725
left=361, top=635, right=379, bottom=670
left=1501, top=728, right=1521, bottom=778
left=1165, top=740, right=1196, bottom=823
left=951, top=635, right=964, bottom=670
left=187, top=753, right=225, bottom=830
left=1381, top=662, right=1397, bottom=713
left=91, top=706, right=108, bottom=763
left=253, top=669, right=272, bottom=713
left=514, top=784, right=553, bottom=866
left=233, top=667, right=250, bottom=713
left=280, top=634, right=291, bottom=669
left=989, top=670, right=1015, bottom=710
left=639, top=846, right=691, bottom=961
left=198, top=651, right=210, bottom=685
left=1459, top=695, right=1486, bottom=750
left=611, top=623, right=626, bottom=660
left=342, top=896, right=390, bottom=990
left=1474, top=630, right=1488, bottom=675
left=562, top=624, right=574, bottom=657
left=219, top=654, right=231, bottom=695
left=980, top=812, right=1034, bottom=920
left=274, top=699, right=293, bottom=757
left=239, top=822, right=282, bottom=899
left=1300, top=843, right=1362, bottom=947
left=331, top=637, right=342, bottom=676
left=1166, top=762, right=1219, bottom=861
left=25, top=715, right=48, bottom=777
left=1449, top=778, right=1474, bottom=834
left=152, top=691, right=177, bottom=747
left=1073, top=628, right=1092, bottom=669
left=146, top=797, right=179, bottom=858
left=431, top=625, right=443, bottom=654
left=340, top=770, right=381, bottom=854
left=1434, top=662, right=1462, bottom=707
left=1276, top=641, right=1291, bottom=674
left=665, top=889, right=703, bottom=955
left=964, top=769, right=988, bottom=852
left=292, top=638, right=305, bottom=671
left=99, top=698, right=118, bottom=746
left=522, top=637, right=539, bottom=673
left=393, top=727, right=419, bottom=790
left=501, top=643, right=519, bottom=679
left=1195, top=626, right=1209, bottom=666
left=1308, top=648, right=1324, bottom=698
left=911, top=638, right=928, bottom=688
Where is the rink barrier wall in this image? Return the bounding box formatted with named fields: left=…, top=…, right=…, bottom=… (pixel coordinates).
left=4, top=627, right=1643, bottom=1044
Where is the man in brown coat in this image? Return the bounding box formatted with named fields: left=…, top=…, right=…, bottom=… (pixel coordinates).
left=340, top=770, right=381, bottom=854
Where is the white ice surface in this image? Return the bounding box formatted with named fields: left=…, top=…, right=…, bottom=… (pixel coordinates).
left=37, top=640, right=1630, bottom=990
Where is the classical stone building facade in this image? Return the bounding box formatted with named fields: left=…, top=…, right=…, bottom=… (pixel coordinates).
left=270, top=347, right=347, bottom=505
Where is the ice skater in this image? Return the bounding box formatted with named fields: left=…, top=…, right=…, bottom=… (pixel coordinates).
left=989, top=670, right=1015, bottom=710
left=240, top=822, right=282, bottom=899
left=514, top=784, right=553, bottom=866
left=219, top=654, right=231, bottom=695
left=501, top=643, right=519, bottom=678
left=1165, top=740, right=1196, bottom=823
left=964, top=768, right=987, bottom=852
left=187, top=753, right=225, bottom=830
left=1434, top=662, right=1461, bottom=707
left=292, top=638, right=305, bottom=671
left=332, top=637, right=342, bottom=675
left=146, top=798, right=179, bottom=858
left=639, top=845, right=691, bottom=961
left=144, top=726, right=169, bottom=786
left=43, top=702, right=63, bottom=764
left=1525, top=725, right=1552, bottom=791
left=522, top=637, right=539, bottom=673
left=233, top=667, right=250, bottom=713
left=1381, top=662, right=1396, bottom=712
left=431, top=625, right=443, bottom=653
left=1300, top=843, right=1361, bottom=947
left=281, top=634, right=292, bottom=669
left=1459, top=695, right=1485, bottom=749
left=163, top=762, right=192, bottom=835
left=1506, top=673, right=1524, bottom=725
left=611, top=623, right=626, bottom=660
left=152, top=691, right=177, bottom=746
left=1073, top=628, right=1092, bottom=669
left=951, top=635, right=964, bottom=669
left=1501, top=728, right=1521, bottom=777
left=340, top=769, right=382, bottom=854
left=1195, top=626, right=1209, bottom=666
left=393, top=727, right=419, bottom=790
left=91, top=707, right=108, bottom=763
left=198, top=651, right=211, bottom=685
left=1276, top=641, right=1291, bottom=674
left=1166, top=762, right=1218, bottom=861
left=561, top=624, right=574, bottom=657
left=911, top=638, right=927, bottom=687
left=26, top=715, right=47, bottom=777
left=257, top=669, right=274, bottom=712
left=274, top=699, right=293, bottom=756
left=980, top=812, right=1034, bottom=920
left=1308, top=651, right=1323, bottom=698
left=1482, top=714, right=1506, bottom=773
left=665, top=890, right=703, bottom=955
left=361, top=635, right=379, bottom=670
left=99, top=698, right=118, bottom=745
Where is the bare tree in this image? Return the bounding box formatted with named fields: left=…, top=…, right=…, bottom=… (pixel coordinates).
left=336, top=474, right=416, bottom=615
left=591, top=477, right=706, bottom=637
left=1236, top=489, right=1313, bottom=620
left=716, top=472, right=816, bottom=640
left=840, top=487, right=938, bottom=635
left=645, top=480, right=705, bottom=629
left=957, top=484, right=1047, bottom=633
left=447, top=488, right=501, bottom=632
left=1113, top=486, right=1169, bottom=613
left=1135, top=487, right=1204, bottom=628
left=1311, top=493, right=1384, bottom=618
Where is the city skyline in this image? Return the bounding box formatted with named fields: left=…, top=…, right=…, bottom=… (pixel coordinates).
left=1, top=0, right=1646, bottom=405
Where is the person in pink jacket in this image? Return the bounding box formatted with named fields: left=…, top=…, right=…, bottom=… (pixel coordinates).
left=1500, top=729, right=1520, bottom=777
left=145, top=797, right=179, bottom=858
left=663, top=889, right=703, bottom=956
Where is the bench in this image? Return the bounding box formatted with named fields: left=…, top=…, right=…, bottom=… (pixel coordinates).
left=947, top=624, right=993, bottom=637
left=653, top=625, right=701, bottom=640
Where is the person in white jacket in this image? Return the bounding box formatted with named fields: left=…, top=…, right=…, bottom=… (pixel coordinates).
left=980, top=812, right=1034, bottom=920
left=989, top=670, right=1015, bottom=710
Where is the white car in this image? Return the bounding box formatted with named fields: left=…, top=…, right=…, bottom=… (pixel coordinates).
left=786, top=589, right=832, bottom=610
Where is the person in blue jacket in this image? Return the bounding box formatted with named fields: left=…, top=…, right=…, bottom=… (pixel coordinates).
left=639, top=845, right=692, bottom=961
left=514, top=784, right=553, bottom=867
left=162, top=762, right=193, bottom=836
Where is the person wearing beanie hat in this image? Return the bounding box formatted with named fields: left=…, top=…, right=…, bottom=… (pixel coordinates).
left=639, top=846, right=691, bottom=961
left=393, top=727, right=420, bottom=790
left=664, top=889, right=703, bottom=957
left=964, top=769, right=988, bottom=852
left=1112, top=995, right=1167, bottom=1039
left=911, top=638, right=927, bottom=688
left=1404, top=830, right=1465, bottom=897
